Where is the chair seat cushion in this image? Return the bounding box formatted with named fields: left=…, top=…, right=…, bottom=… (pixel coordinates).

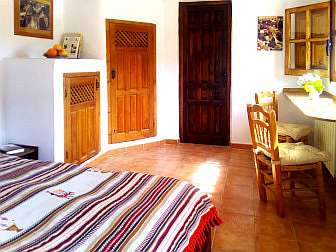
left=278, top=143, right=329, bottom=166
left=277, top=122, right=313, bottom=141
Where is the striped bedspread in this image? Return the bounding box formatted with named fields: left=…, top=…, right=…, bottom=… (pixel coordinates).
left=0, top=154, right=221, bottom=252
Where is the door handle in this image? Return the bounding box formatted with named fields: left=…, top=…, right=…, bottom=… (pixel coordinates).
left=326, top=39, right=332, bottom=57
left=111, top=68, right=116, bottom=79
left=223, top=72, right=227, bottom=81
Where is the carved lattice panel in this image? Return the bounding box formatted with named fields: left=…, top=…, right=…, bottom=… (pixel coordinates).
left=70, top=82, right=95, bottom=105
left=115, top=30, right=149, bottom=48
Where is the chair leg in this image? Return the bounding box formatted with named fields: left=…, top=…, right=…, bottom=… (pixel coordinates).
left=290, top=180, right=296, bottom=197
left=299, top=135, right=309, bottom=145
left=272, top=163, right=285, bottom=217
left=315, top=162, right=326, bottom=219
left=255, top=158, right=267, bottom=202
left=288, top=171, right=296, bottom=197
left=286, top=136, right=294, bottom=143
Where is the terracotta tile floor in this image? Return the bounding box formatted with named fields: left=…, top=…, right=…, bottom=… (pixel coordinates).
left=90, top=143, right=336, bottom=252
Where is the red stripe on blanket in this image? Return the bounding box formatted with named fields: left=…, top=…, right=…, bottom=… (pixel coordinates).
left=184, top=207, right=222, bottom=252
left=103, top=178, right=172, bottom=250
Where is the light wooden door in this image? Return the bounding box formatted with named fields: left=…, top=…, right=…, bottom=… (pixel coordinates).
left=64, top=72, right=100, bottom=164
left=106, top=19, right=156, bottom=144
left=179, top=2, right=231, bottom=145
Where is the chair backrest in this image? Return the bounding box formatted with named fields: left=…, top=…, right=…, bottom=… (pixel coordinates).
left=255, top=91, right=279, bottom=120
left=247, top=104, right=280, bottom=161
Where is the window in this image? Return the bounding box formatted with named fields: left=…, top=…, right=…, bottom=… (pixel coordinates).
left=285, top=2, right=330, bottom=78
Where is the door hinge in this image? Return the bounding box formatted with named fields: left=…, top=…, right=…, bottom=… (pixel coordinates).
left=64, top=89, right=67, bottom=99
left=65, top=151, right=69, bottom=160
left=96, top=79, right=100, bottom=90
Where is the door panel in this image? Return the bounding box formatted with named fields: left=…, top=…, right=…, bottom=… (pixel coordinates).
left=179, top=2, right=231, bottom=145
left=106, top=20, right=156, bottom=144
left=64, top=72, right=100, bottom=164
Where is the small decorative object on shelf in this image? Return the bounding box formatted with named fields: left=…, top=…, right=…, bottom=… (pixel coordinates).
left=297, top=73, right=324, bottom=100
left=61, top=33, right=83, bottom=59
left=0, top=144, right=24, bottom=155
left=43, top=43, right=69, bottom=58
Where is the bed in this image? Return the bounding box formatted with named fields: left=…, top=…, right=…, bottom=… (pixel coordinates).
left=0, top=154, right=221, bottom=252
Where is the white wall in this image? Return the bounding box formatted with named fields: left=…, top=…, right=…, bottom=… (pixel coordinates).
left=162, top=0, right=327, bottom=144
left=231, top=0, right=327, bottom=144
left=0, top=0, right=329, bottom=148
left=0, top=64, right=4, bottom=144
left=62, top=0, right=328, bottom=146
left=0, top=0, right=65, bottom=144
left=3, top=59, right=55, bottom=160
left=63, top=0, right=174, bottom=152
left=3, top=58, right=104, bottom=162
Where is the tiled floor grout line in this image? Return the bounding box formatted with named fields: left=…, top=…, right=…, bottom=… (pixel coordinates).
left=290, top=221, right=300, bottom=251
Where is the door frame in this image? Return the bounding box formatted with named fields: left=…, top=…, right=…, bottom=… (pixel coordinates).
left=178, top=1, right=232, bottom=144
left=331, top=0, right=335, bottom=81
left=105, top=19, right=157, bottom=144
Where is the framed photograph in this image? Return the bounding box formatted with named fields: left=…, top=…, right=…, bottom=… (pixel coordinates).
left=257, top=16, right=283, bottom=51
left=61, top=33, right=83, bottom=59
left=14, top=0, right=53, bottom=39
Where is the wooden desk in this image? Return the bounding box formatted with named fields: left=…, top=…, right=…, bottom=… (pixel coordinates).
left=283, top=88, right=336, bottom=122
left=283, top=88, right=336, bottom=176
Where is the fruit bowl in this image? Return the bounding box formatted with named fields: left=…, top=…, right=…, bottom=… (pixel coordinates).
left=43, top=44, right=69, bottom=58
left=43, top=53, right=67, bottom=59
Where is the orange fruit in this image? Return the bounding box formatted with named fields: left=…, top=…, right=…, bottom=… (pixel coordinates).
left=59, top=49, right=69, bottom=57
left=47, top=48, right=58, bottom=58
left=53, top=44, right=62, bottom=51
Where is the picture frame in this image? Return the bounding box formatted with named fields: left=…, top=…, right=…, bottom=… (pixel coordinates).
left=61, top=33, right=83, bottom=59
left=14, top=0, right=53, bottom=39
left=257, top=16, right=283, bottom=51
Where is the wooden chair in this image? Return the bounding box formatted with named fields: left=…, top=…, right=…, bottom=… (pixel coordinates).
left=247, top=104, right=329, bottom=217
left=255, top=91, right=313, bottom=144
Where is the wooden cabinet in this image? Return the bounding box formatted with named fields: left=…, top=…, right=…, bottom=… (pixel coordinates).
left=64, top=72, right=100, bottom=164
left=285, top=2, right=330, bottom=77
left=3, top=58, right=102, bottom=162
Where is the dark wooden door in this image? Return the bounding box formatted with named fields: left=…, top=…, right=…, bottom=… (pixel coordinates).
left=179, top=1, right=231, bottom=145
left=106, top=19, right=156, bottom=144
left=64, top=72, right=100, bottom=164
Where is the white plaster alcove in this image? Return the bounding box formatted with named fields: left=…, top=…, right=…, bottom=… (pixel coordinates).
left=3, top=58, right=103, bottom=161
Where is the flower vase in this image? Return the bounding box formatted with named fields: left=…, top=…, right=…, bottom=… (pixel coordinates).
left=308, top=89, right=320, bottom=100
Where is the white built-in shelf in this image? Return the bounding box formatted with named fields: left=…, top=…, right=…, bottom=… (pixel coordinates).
left=3, top=58, right=103, bottom=161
